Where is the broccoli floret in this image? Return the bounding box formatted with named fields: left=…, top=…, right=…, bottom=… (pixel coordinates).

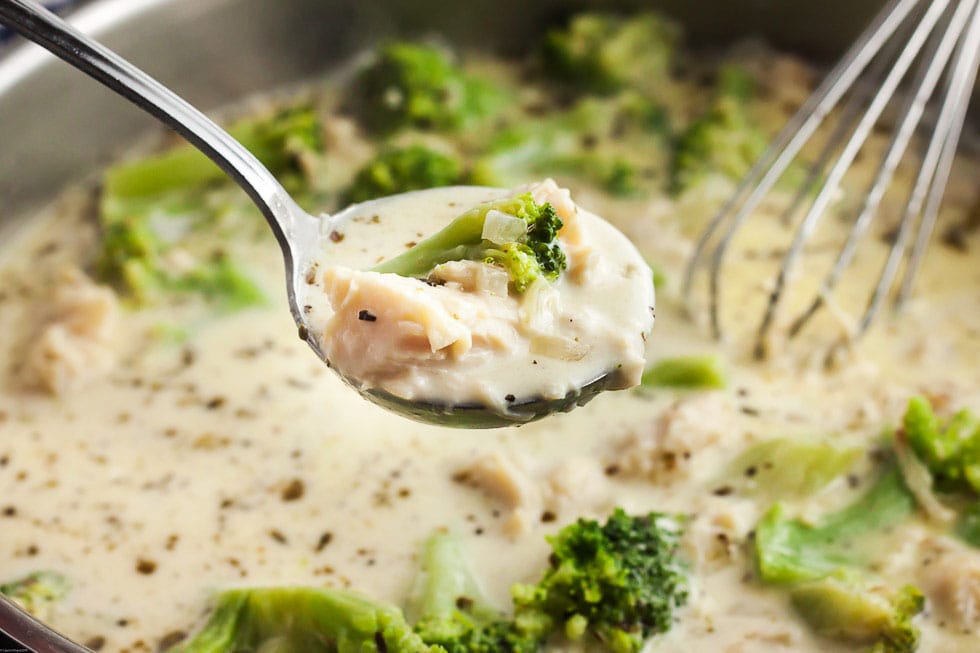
left=168, top=587, right=437, bottom=653
left=412, top=511, right=687, bottom=653
left=371, top=192, right=566, bottom=292
left=352, top=42, right=503, bottom=134
left=0, top=571, right=69, bottom=618
left=344, top=145, right=464, bottom=204
left=790, top=573, right=924, bottom=652
left=755, top=466, right=915, bottom=585
left=671, top=65, right=767, bottom=193
left=724, top=438, right=862, bottom=499
left=103, top=105, right=321, bottom=198
left=514, top=509, right=688, bottom=653
left=470, top=92, right=669, bottom=195
left=542, top=12, right=680, bottom=95
left=409, top=532, right=549, bottom=653
left=902, top=396, right=980, bottom=495
left=92, top=106, right=317, bottom=307
left=639, top=355, right=727, bottom=390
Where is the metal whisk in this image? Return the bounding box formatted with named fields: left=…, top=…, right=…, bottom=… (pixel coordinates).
left=683, top=0, right=980, bottom=359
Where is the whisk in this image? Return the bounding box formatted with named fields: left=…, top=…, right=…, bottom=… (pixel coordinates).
left=683, top=0, right=980, bottom=359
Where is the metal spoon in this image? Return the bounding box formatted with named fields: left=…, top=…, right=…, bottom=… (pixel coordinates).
left=0, top=0, right=617, bottom=428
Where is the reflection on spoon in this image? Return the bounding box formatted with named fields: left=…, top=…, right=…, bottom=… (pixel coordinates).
left=300, top=180, right=655, bottom=427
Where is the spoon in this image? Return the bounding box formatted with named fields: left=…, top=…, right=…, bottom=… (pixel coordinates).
left=0, top=0, right=621, bottom=427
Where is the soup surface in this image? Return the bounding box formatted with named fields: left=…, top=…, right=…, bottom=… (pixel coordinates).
left=1, top=11, right=979, bottom=653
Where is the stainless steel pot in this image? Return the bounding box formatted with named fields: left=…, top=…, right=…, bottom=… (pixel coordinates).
left=0, top=0, right=958, bottom=650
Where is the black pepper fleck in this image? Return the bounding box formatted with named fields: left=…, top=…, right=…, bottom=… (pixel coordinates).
left=358, top=310, right=377, bottom=322
left=135, top=558, right=157, bottom=575
left=281, top=479, right=305, bottom=502
left=315, top=531, right=334, bottom=552
left=712, top=486, right=734, bottom=497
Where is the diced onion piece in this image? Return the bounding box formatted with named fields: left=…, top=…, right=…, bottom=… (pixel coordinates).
left=519, top=277, right=560, bottom=335
left=482, top=209, right=527, bottom=244
left=530, top=334, right=590, bottom=361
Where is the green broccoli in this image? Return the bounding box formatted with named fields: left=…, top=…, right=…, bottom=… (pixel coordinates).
left=409, top=532, right=549, bottom=653
left=671, top=65, right=767, bottom=193
left=93, top=105, right=319, bottom=307
left=352, top=42, right=504, bottom=134
left=371, top=192, right=567, bottom=292
left=514, top=509, right=688, bottom=653
left=789, top=573, right=924, bottom=652
left=902, top=395, right=980, bottom=495
left=470, top=92, right=670, bottom=195
left=956, top=501, right=980, bottom=547
left=0, top=571, right=69, bottom=618
left=752, top=462, right=923, bottom=651
left=754, top=466, right=915, bottom=585
left=639, top=354, right=727, bottom=390
left=172, top=510, right=687, bottom=653
left=344, top=145, right=464, bottom=204
left=541, top=12, right=680, bottom=95
left=724, top=438, right=861, bottom=499
left=169, top=586, right=437, bottom=653
left=103, top=105, right=321, bottom=199
left=411, top=510, right=687, bottom=653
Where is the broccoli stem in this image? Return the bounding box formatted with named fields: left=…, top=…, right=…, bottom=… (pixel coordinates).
left=640, top=355, right=727, bottom=390
left=170, top=587, right=434, bottom=653
left=104, top=106, right=319, bottom=199
left=407, top=531, right=496, bottom=624
left=371, top=204, right=488, bottom=277
left=755, top=467, right=915, bottom=585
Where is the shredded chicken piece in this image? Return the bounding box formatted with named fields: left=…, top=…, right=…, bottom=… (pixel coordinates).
left=922, top=546, right=980, bottom=631
left=453, top=452, right=543, bottom=537
left=319, top=267, right=519, bottom=387
left=25, top=268, right=120, bottom=396
left=609, top=394, right=730, bottom=482
left=453, top=453, right=611, bottom=537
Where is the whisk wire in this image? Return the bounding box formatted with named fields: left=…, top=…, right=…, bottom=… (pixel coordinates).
left=682, top=0, right=924, bottom=337
left=788, top=0, right=976, bottom=339
left=753, top=0, right=952, bottom=357
left=684, top=0, right=978, bottom=356
left=894, top=1, right=980, bottom=310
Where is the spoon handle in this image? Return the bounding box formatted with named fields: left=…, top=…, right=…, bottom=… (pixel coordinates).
left=0, top=0, right=312, bottom=265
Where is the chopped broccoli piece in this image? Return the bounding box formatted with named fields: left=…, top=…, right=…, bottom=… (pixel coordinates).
left=640, top=355, right=727, bottom=390
left=104, top=105, right=321, bottom=199
left=725, top=438, right=862, bottom=499
left=542, top=12, right=680, bottom=94
left=754, top=467, right=915, bottom=585
left=352, top=42, right=503, bottom=134
left=956, top=501, right=980, bottom=548
left=514, top=509, right=688, bottom=653
left=345, top=145, right=463, bottom=204
left=471, top=92, right=669, bottom=195
left=902, top=396, right=980, bottom=495
left=168, top=587, right=436, bottom=653
left=672, top=65, right=767, bottom=193
left=789, top=573, right=924, bottom=652
left=92, top=106, right=316, bottom=308
left=409, top=532, right=549, bottom=653
left=372, top=192, right=566, bottom=292
left=0, top=571, right=69, bottom=618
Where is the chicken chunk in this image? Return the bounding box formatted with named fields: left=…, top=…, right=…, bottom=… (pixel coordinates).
left=25, top=268, right=120, bottom=396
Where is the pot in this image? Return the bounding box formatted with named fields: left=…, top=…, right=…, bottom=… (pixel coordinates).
left=0, top=0, right=968, bottom=650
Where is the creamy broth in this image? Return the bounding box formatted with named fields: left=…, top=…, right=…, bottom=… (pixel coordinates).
left=2, top=25, right=980, bottom=653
